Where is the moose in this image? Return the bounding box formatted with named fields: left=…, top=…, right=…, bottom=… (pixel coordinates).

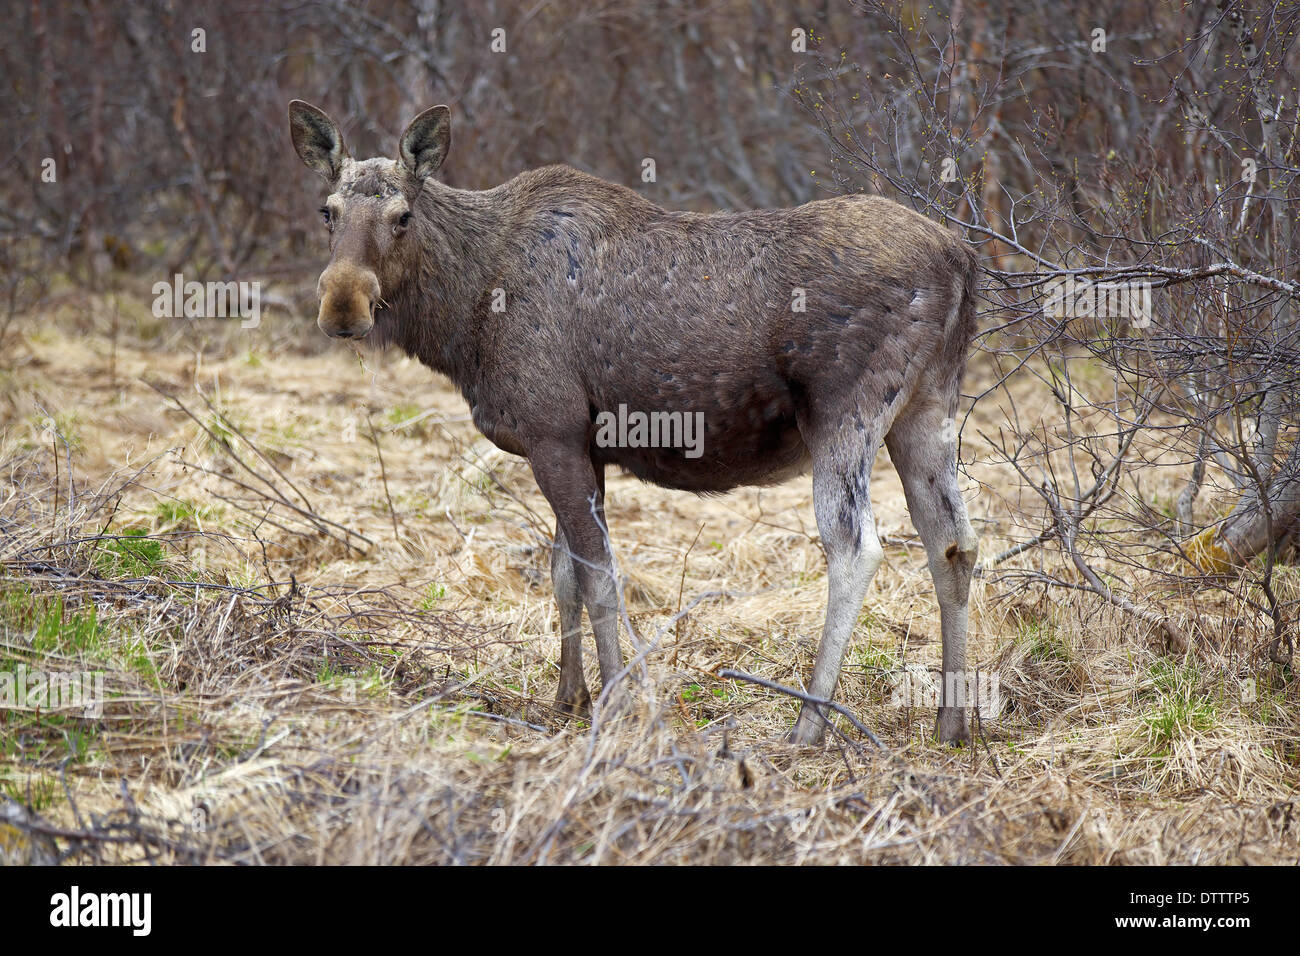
left=288, top=100, right=980, bottom=745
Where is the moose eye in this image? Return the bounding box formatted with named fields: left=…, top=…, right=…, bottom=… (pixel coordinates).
left=398, top=212, right=411, bottom=228
left=319, top=206, right=332, bottom=227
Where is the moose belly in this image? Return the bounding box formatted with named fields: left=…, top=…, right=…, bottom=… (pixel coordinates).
left=588, top=390, right=811, bottom=493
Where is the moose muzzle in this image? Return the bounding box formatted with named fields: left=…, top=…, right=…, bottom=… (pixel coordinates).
left=316, top=261, right=381, bottom=339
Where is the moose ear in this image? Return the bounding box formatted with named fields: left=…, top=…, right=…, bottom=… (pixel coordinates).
left=289, top=100, right=347, bottom=182
left=398, top=105, right=451, bottom=181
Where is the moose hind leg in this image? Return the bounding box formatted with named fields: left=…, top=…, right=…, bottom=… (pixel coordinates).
left=885, top=402, right=979, bottom=745
left=789, top=430, right=884, bottom=746
left=551, top=522, right=591, bottom=715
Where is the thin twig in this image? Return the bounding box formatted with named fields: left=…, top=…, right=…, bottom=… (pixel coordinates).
left=718, top=668, right=892, bottom=754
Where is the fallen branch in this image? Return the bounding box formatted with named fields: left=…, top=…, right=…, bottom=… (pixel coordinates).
left=717, top=668, right=891, bottom=754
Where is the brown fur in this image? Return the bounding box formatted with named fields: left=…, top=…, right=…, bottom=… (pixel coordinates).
left=289, top=101, right=980, bottom=744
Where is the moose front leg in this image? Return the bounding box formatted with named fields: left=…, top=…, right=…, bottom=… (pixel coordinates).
left=530, top=446, right=624, bottom=695
left=551, top=521, right=592, bottom=715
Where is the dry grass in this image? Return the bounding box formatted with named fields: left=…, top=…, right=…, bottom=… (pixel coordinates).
left=0, top=288, right=1296, bottom=864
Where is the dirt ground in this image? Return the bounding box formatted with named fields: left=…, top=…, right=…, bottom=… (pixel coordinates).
left=0, top=289, right=1296, bottom=864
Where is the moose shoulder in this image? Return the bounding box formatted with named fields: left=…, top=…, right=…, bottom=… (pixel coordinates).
left=289, top=100, right=980, bottom=745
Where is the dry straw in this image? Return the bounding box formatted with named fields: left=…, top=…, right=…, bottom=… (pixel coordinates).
left=0, top=304, right=1295, bottom=864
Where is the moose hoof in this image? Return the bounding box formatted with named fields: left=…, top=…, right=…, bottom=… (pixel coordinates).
left=555, top=684, right=592, bottom=719
left=936, top=707, right=970, bottom=746
left=786, top=715, right=827, bottom=747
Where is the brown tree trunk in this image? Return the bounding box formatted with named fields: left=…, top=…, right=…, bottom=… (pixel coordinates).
left=1187, top=443, right=1300, bottom=573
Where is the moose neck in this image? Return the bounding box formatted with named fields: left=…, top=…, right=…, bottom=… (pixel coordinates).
left=379, top=178, right=507, bottom=385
